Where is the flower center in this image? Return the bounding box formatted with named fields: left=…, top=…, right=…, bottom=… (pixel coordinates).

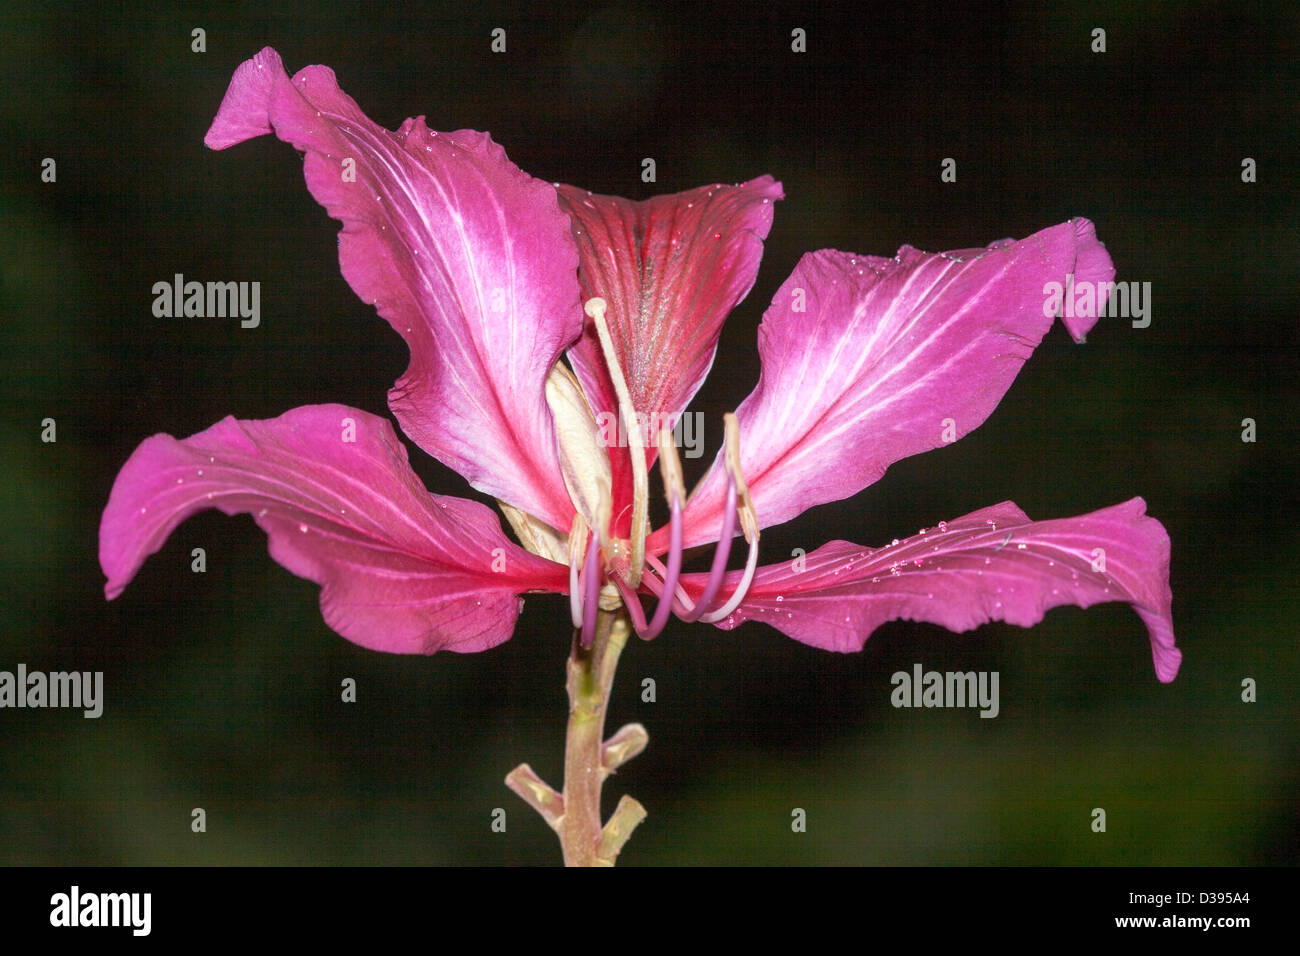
left=564, top=299, right=761, bottom=646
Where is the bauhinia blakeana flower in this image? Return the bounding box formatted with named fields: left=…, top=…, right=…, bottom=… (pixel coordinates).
left=101, top=46, right=1180, bottom=865
left=101, top=46, right=1178, bottom=682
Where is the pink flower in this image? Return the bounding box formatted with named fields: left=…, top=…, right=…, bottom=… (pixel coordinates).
left=101, top=47, right=1179, bottom=683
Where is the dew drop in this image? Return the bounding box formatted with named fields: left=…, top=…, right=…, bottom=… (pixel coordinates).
left=197, top=469, right=203, bottom=476
left=891, top=538, right=900, bottom=547
left=775, top=595, right=784, bottom=602
left=176, top=477, right=184, bottom=484
left=937, top=520, right=948, bottom=532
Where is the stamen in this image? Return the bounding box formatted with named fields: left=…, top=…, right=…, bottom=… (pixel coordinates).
left=579, top=530, right=601, bottom=648
left=634, top=430, right=685, bottom=641
left=721, top=412, right=759, bottom=543
left=567, top=514, right=588, bottom=629
left=612, top=575, right=650, bottom=634
left=680, top=474, right=738, bottom=621
left=698, top=531, right=759, bottom=623
left=587, top=297, right=648, bottom=587
left=642, top=553, right=693, bottom=614
left=635, top=488, right=682, bottom=640
left=698, top=413, right=761, bottom=624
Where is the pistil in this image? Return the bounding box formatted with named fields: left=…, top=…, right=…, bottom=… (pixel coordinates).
left=587, top=297, right=649, bottom=587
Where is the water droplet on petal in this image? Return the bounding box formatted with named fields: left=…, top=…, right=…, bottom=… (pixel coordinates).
left=298, top=523, right=308, bottom=533
left=891, top=538, right=900, bottom=547
left=937, top=521, right=948, bottom=532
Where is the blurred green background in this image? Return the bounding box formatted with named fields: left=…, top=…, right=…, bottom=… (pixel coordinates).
left=1, top=0, right=1296, bottom=865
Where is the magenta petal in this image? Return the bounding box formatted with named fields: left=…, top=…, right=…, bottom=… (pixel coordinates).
left=205, top=48, right=583, bottom=531
left=100, top=405, right=568, bottom=654
left=665, top=218, right=1114, bottom=550
left=557, top=177, right=783, bottom=442
left=686, top=498, right=1179, bottom=682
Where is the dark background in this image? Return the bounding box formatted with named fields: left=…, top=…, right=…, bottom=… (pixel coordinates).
left=1, top=0, right=1296, bottom=865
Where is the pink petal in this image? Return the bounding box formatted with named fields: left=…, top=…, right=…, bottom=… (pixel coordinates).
left=205, top=47, right=583, bottom=531
left=556, top=178, right=782, bottom=525
left=100, top=405, right=568, bottom=654
left=685, top=498, right=1179, bottom=682
left=662, top=218, right=1114, bottom=550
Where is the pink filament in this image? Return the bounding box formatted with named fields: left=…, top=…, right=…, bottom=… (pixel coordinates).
left=681, top=475, right=738, bottom=621
left=638, top=490, right=683, bottom=640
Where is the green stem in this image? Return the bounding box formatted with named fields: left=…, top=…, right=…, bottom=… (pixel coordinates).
left=506, top=606, right=647, bottom=866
